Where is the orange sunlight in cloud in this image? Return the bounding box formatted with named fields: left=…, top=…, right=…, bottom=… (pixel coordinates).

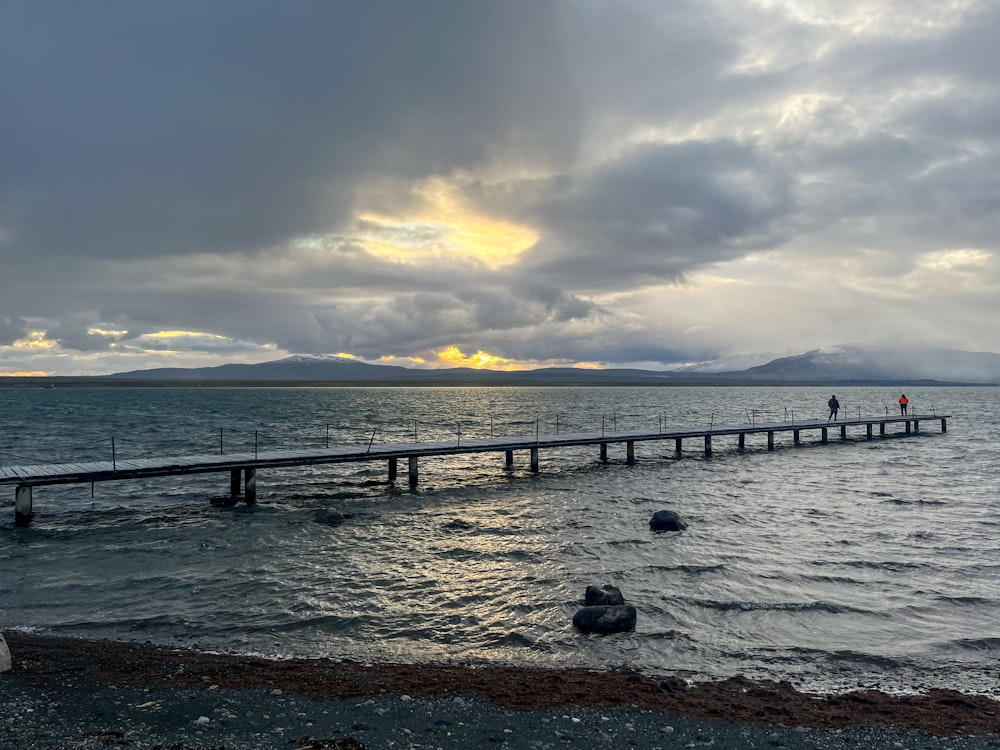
left=379, top=355, right=427, bottom=365
left=12, top=332, right=57, bottom=350
left=356, top=177, right=538, bottom=268
left=0, top=371, right=51, bottom=377
left=436, top=346, right=524, bottom=370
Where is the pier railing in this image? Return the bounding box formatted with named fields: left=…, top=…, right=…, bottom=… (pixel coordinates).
left=0, top=400, right=937, bottom=468
left=1, top=408, right=948, bottom=527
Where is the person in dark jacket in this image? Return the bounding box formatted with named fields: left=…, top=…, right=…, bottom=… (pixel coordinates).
left=828, top=395, right=840, bottom=422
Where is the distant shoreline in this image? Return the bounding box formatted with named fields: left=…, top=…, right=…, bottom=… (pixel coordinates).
left=0, top=377, right=994, bottom=388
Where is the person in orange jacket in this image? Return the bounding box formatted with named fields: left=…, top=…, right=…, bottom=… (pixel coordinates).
left=898, top=394, right=909, bottom=415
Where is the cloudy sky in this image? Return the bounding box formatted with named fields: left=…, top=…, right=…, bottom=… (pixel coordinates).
left=2, top=0, right=999, bottom=376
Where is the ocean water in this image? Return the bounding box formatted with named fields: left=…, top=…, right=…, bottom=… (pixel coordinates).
left=1, top=385, right=996, bottom=695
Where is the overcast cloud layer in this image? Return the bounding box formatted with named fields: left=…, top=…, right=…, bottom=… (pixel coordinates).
left=2, top=0, right=998, bottom=375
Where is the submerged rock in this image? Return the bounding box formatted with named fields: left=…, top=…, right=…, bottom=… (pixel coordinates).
left=649, top=509, right=687, bottom=532
left=573, top=605, right=637, bottom=634
left=584, top=584, right=624, bottom=606
left=313, top=509, right=353, bottom=527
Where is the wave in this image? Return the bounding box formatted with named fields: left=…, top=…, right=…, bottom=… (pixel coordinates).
left=942, top=637, right=1000, bottom=652
left=693, top=599, right=860, bottom=614
left=645, top=563, right=726, bottom=575
left=933, top=595, right=995, bottom=606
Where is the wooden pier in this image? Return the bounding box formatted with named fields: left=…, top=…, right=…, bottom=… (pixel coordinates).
left=2, top=414, right=948, bottom=526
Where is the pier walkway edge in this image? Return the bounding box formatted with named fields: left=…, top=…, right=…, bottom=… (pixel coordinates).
left=2, top=414, right=948, bottom=526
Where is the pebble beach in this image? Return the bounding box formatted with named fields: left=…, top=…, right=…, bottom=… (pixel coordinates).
left=3, top=632, right=1000, bottom=749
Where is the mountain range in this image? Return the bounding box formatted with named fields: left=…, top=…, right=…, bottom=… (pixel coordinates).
left=103, top=346, right=1000, bottom=385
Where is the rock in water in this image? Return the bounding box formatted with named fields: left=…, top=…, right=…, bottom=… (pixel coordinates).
left=649, top=509, right=687, bottom=532
left=573, top=605, right=637, bottom=634
left=0, top=633, right=11, bottom=672
left=585, top=584, right=624, bottom=606
left=314, top=509, right=352, bottom=527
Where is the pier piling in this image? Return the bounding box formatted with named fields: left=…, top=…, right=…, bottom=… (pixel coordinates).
left=244, top=468, right=256, bottom=505
left=408, top=456, right=419, bottom=487
left=14, top=485, right=31, bottom=527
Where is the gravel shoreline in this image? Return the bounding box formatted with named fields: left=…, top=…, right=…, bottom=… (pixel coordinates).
left=3, top=632, right=999, bottom=749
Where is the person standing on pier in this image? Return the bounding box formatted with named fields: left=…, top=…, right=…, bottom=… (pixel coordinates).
left=899, top=394, right=909, bottom=415
left=828, top=395, right=840, bottom=422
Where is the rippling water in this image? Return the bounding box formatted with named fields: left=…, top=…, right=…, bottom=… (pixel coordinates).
left=1, top=385, right=996, bottom=694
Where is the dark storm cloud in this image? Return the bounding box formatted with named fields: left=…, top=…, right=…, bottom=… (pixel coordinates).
left=45, top=319, right=118, bottom=352
left=512, top=140, right=798, bottom=287
left=0, top=0, right=578, bottom=263
left=0, top=316, right=27, bottom=346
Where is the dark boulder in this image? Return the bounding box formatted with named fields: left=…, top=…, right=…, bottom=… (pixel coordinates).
left=572, top=605, right=637, bottom=634
left=649, top=509, right=687, bottom=532
left=585, top=584, right=624, bottom=606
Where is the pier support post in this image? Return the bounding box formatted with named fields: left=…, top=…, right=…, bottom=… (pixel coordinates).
left=505, top=450, right=514, bottom=468
left=599, top=443, right=607, bottom=463
left=230, top=469, right=240, bottom=497
left=914, top=420, right=920, bottom=433
left=738, top=433, right=745, bottom=451
left=704, top=434, right=712, bottom=457
left=674, top=438, right=682, bottom=456
left=14, top=485, right=32, bottom=527
left=905, top=421, right=911, bottom=434
left=626, top=440, right=635, bottom=465
left=388, top=457, right=397, bottom=482
left=408, top=456, right=419, bottom=487
left=530, top=447, right=539, bottom=474
left=941, top=418, right=947, bottom=433
left=821, top=427, right=828, bottom=444
left=866, top=424, right=873, bottom=440
left=244, top=468, right=256, bottom=505
left=880, top=422, right=886, bottom=436
left=793, top=429, right=800, bottom=445
left=767, top=431, right=774, bottom=451
left=840, top=425, right=847, bottom=441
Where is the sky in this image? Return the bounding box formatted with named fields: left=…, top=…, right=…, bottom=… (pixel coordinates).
left=2, top=0, right=999, bottom=376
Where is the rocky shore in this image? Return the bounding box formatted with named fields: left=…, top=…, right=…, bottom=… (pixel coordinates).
left=2, top=631, right=999, bottom=749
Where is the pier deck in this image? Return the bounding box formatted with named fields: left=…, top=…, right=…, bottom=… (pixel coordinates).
left=3, top=414, right=948, bottom=525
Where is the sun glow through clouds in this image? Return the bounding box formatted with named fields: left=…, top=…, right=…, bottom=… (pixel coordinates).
left=436, top=346, right=522, bottom=370
left=356, top=178, right=538, bottom=268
